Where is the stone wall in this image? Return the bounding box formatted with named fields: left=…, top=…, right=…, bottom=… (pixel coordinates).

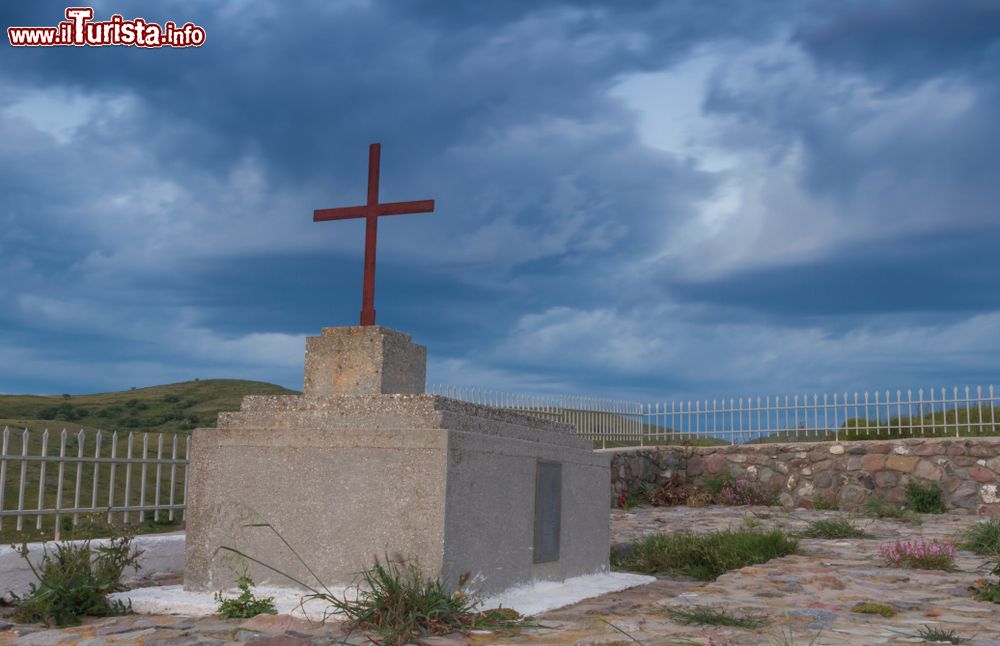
left=606, top=437, right=1000, bottom=514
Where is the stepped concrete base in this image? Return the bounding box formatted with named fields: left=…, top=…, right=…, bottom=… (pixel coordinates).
left=184, top=394, right=610, bottom=595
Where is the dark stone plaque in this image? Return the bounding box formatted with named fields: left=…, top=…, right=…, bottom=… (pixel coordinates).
left=533, top=460, right=562, bottom=563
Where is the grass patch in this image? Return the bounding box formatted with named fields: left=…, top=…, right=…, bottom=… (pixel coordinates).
left=957, top=519, right=1000, bottom=555
left=812, top=496, right=839, bottom=511
left=769, top=624, right=825, bottom=646
left=904, top=482, right=946, bottom=514
left=864, top=498, right=922, bottom=524
left=797, top=518, right=870, bottom=539
left=851, top=602, right=895, bottom=617
left=663, top=605, right=770, bottom=629
left=914, top=625, right=967, bottom=643
left=1, top=514, right=183, bottom=546
left=611, top=528, right=799, bottom=581
left=11, top=528, right=141, bottom=626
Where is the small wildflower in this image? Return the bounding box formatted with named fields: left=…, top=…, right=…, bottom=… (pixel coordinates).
left=720, top=479, right=773, bottom=506
left=879, top=539, right=955, bottom=570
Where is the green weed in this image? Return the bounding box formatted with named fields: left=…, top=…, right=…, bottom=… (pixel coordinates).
left=864, top=498, right=922, bottom=524
left=797, top=518, right=870, bottom=539
left=215, top=569, right=277, bottom=619
left=957, top=519, right=1000, bottom=555
left=611, top=528, right=799, bottom=581
left=769, top=624, right=824, bottom=646
left=11, top=529, right=141, bottom=626
left=914, top=625, right=967, bottom=643
left=663, top=604, right=770, bottom=629
left=851, top=602, right=895, bottom=617
left=905, top=482, right=946, bottom=514
left=812, top=496, right=839, bottom=511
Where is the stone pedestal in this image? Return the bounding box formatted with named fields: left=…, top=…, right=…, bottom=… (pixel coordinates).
left=184, top=327, right=610, bottom=596
left=303, top=326, right=426, bottom=397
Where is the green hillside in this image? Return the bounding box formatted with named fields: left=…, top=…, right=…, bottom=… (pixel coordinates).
left=0, top=380, right=300, bottom=542
left=0, top=379, right=298, bottom=434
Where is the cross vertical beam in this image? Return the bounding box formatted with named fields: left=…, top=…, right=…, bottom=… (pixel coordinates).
left=313, top=143, right=435, bottom=326
left=362, top=143, right=380, bottom=325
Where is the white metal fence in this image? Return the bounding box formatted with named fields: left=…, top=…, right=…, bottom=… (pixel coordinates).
left=0, top=427, right=189, bottom=540
left=4, top=384, right=998, bottom=538
left=430, top=384, right=1000, bottom=447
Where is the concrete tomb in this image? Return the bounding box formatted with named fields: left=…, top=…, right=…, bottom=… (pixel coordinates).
left=184, top=325, right=610, bottom=595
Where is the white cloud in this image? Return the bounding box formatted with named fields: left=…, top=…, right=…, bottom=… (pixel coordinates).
left=611, top=36, right=992, bottom=282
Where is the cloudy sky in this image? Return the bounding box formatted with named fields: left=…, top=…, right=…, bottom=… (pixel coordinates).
left=2, top=0, right=998, bottom=401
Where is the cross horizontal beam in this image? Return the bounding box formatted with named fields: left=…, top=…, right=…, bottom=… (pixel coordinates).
left=313, top=199, right=435, bottom=222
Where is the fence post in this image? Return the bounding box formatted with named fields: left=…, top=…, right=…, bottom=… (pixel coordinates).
left=36, top=429, right=49, bottom=530
left=0, top=427, right=8, bottom=531
left=17, top=429, right=29, bottom=531
left=107, top=431, right=119, bottom=524
left=954, top=386, right=960, bottom=438
left=124, top=432, right=134, bottom=525
left=73, top=430, right=84, bottom=525
left=54, top=429, right=67, bottom=540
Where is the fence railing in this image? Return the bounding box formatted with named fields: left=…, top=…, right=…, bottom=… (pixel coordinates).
left=0, top=427, right=189, bottom=540
left=430, top=384, right=1000, bottom=448
left=5, top=384, right=998, bottom=538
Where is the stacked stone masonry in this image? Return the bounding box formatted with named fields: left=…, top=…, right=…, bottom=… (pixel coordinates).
left=607, top=437, right=1000, bottom=514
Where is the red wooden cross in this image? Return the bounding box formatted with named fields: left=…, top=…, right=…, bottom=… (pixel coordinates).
left=314, top=143, right=435, bottom=326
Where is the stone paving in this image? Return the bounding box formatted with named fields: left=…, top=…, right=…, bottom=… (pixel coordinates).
left=3, top=506, right=1000, bottom=645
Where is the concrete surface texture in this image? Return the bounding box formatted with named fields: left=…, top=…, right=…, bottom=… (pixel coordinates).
left=609, top=437, right=1000, bottom=513
left=302, top=326, right=426, bottom=397
left=185, top=326, right=610, bottom=596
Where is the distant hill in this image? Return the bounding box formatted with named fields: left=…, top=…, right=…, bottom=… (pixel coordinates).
left=0, top=379, right=298, bottom=434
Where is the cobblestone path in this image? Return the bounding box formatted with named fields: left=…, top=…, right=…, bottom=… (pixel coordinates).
left=3, top=506, right=999, bottom=645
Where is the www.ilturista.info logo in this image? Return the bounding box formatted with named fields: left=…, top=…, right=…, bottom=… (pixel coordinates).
left=7, top=7, right=206, bottom=48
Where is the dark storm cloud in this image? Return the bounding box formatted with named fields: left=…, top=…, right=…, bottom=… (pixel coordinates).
left=1, top=0, right=999, bottom=397
left=2, top=0, right=792, bottom=185
left=795, top=0, right=1000, bottom=85
left=668, top=231, right=1000, bottom=318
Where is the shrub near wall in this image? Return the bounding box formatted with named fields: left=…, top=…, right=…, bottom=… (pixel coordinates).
left=607, top=437, right=1000, bottom=514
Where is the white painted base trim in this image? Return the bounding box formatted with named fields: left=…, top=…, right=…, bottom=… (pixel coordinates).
left=112, top=571, right=655, bottom=618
